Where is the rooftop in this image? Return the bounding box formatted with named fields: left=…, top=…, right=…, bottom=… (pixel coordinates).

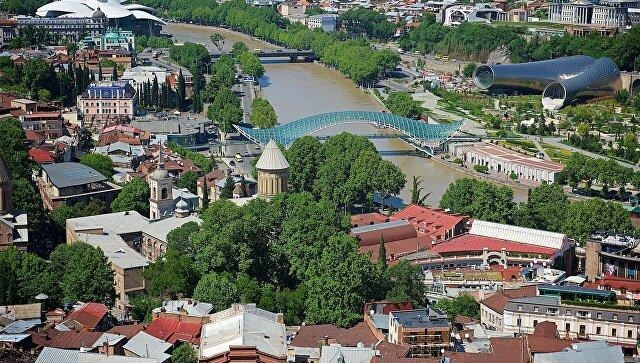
left=431, top=233, right=558, bottom=256
left=151, top=299, right=213, bottom=317
left=255, top=139, right=289, bottom=171
left=389, top=308, right=450, bottom=329
left=35, top=347, right=158, bottom=363
left=469, top=143, right=563, bottom=173
left=141, top=214, right=201, bottom=243
left=77, top=233, right=148, bottom=269
left=393, top=204, right=468, bottom=239
left=480, top=285, right=538, bottom=314
left=67, top=210, right=150, bottom=236
left=290, top=322, right=378, bottom=348
left=470, top=220, right=566, bottom=250
left=123, top=331, right=171, bottom=362
left=145, top=317, right=201, bottom=344
left=41, top=162, right=106, bottom=189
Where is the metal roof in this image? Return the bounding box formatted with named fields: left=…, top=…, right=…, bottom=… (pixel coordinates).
left=0, top=333, right=29, bottom=343
left=35, top=347, right=159, bottom=363
left=41, top=162, right=106, bottom=188
left=389, top=308, right=450, bottom=329
left=77, top=233, right=148, bottom=269
left=351, top=219, right=410, bottom=234
left=255, top=139, right=289, bottom=170
left=538, top=284, right=615, bottom=299
left=534, top=342, right=623, bottom=363
left=123, top=332, right=171, bottom=362
left=36, top=0, right=166, bottom=24
left=1, top=318, right=41, bottom=333
left=141, top=214, right=202, bottom=244
left=470, top=220, right=565, bottom=250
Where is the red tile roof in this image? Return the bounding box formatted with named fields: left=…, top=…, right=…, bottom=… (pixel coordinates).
left=290, top=322, right=377, bottom=348
left=532, top=321, right=557, bottom=338
left=527, top=335, right=574, bottom=354
left=431, top=234, right=558, bottom=256
left=107, top=324, right=145, bottom=339
left=353, top=223, right=417, bottom=247
left=489, top=336, right=529, bottom=363
left=64, top=302, right=109, bottom=331
left=480, top=285, right=538, bottom=314
left=46, top=331, right=103, bottom=349
left=351, top=213, right=389, bottom=227
left=393, top=205, right=468, bottom=240
left=25, top=130, right=45, bottom=143
left=28, top=147, right=55, bottom=164
left=145, top=317, right=201, bottom=344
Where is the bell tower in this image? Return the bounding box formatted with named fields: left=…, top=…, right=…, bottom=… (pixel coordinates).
left=148, top=146, right=174, bottom=220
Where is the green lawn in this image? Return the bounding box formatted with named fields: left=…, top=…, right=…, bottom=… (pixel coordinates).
left=540, top=142, right=573, bottom=164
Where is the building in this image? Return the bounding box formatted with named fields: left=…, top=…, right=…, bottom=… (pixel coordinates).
left=36, top=0, right=166, bottom=35
left=151, top=299, right=213, bottom=323
left=403, top=220, right=573, bottom=272
left=13, top=14, right=105, bottom=42
left=0, top=157, right=28, bottom=251
left=278, top=1, right=306, bottom=17
left=392, top=204, right=469, bottom=241
left=352, top=220, right=434, bottom=263
left=93, top=141, right=145, bottom=168
left=197, top=169, right=226, bottom=208
left=35, top=347, right=157, bottom=363
left=442, top=4, right=506, bottom=26
left=534, top=340, right=624, bottom=363
left=140, top=212, right=201, bottom=261
left=548, top=0, right=637, bottom=27
left=479, top=285, right=538, bottom=331
left=123, top=331, right=171, bottom=362
left=584, top=233, right=640, bottom=282
left=307, top=14, right=338, bottom=32
left=255, top=139, right=289, bottom=199
left=449, top=142, right=564, bottom=183
left=38, top=162, right=121, bottom=210
left=473, top=56, right=621, bottom=109
left=145, top=316, right=201, bottom=344
left=19, top=112, right=65, bottom=141
left=148, top=148, right=174, bottom=220
left=502, top=288, right=640, bottom=354
left=59, top=302, right=111, bottom=332
left=387, top=308, right=451, bottom=358
left=121, top=66, right=168, bottom=89
left=199, top=304, right=287, bottom=363
left=78, top=81, right=137, bottom=123
left=80, top=28, right=134, bottom=51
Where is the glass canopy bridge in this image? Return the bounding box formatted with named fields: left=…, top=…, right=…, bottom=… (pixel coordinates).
left=234, top=111, right=464, bottom=155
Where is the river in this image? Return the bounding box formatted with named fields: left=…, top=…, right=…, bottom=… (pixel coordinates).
left=165, top=23, right=527, bottom=205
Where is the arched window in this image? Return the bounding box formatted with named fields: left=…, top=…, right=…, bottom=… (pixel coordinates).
left=152, top=186, right=156, bottom=197
left=161, top=187, right=168, bottom=199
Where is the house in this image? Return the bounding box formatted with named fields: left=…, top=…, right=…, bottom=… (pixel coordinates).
left=123, top=331, right=172, bottom=362
left=151, top=299, right=213, bottom=324
left=290, top=322, right=378, bottom=348
left=19, top=112, right=65, bottom=140
left=140, top=213, right=201, bottom=261
left=387, top=308, right=451, bottom=358
left=145, top=317, right=202, bottom=344
left=106, top=324, right=145, bottom=340
left=534, top=341, right=623, bottom=363
left=479, top=285, right=538, bottom=331
left=60, top=302, right=111, bottom=332
left=352, top=220, right=434, bottom=263
left=94, top=141, right=145, bottom=169
left=38, top=162, right=122, bottom=210
left=78, top=81, right=137, bottom=123
left=392, top=204, right=469, bottom=241
left=35, top=347, right=157, bottom=363
left=197, top=169, right=226, bottom=208
left=199, top=304, right=287, bottom=363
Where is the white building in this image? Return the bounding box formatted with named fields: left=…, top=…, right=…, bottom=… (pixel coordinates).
left=121, top=66, right=168, bottom=89
left=307, top=14, right=338, bottom=32
left=442, top=4, right=506, bottom=26
left=548, top=0, right=637, bottom=27
left=148, top=148, right=174, bottom=221
left=449, top=142, right=564, bottom=183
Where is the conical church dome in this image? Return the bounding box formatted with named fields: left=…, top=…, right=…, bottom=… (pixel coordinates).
left=255, top=140, right=289, bottom=171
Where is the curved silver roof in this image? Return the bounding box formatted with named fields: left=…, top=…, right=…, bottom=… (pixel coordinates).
left=255, top=139, right=289, bottom=171
left=36, top=0, right=166, bottom=24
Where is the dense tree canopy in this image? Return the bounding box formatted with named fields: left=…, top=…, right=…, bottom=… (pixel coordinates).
left=80, top=153, right=115, bottom=178
left=439, top=178, right=514, bottom=223
left=338, top=8, right=395, bottom=40
left=434, top=294, right=480, bottom=321
left=111, top=177, right=150, bottom=216
left=385, top=91, right=423, bottom=119
left=250, top=98, right=278, bottom=128
left=284, top=136, right=322, bottom=193
left=177, top=171, right=199, bottom=194
left=562, top=198, right=633, bottom=242
left=515, top=183, right=569, bottom=233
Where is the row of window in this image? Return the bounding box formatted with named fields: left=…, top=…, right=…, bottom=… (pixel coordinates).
left=516, top=319, right=635, bottom=338
left=518, top=304, right=634, bottom=322
left=84, top=102, right=129, bottom=107
left=85, top=109, right=128, bottom=115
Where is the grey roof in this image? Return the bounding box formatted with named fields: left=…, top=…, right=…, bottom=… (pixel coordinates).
left=507, top=295, right=561, bottom=307
left=255, top=139, right=289, bottom=171
left=534, top=342, right=623, bottom=363
left=94, top=142, right=144, bottom=157
left=538, top=283, right=614, bottom=298
left=141, top=214, right=201, bottom=243
left=351, top=219, right=410, bottom=234
left=91, top=333, right=126, bottom=348
left=151, top=299, right=213, bottom=317
left=35, top=347, right=159, bottom=363
left=401, top=248, right=442, bottom=261
left=319, top=344, right=377, bottom=363
left=390, top=308, right=450, bottom=329
left=370, top=314, right=389, bottom=330
left=1, top=318, right=41, bottom=333
left=42, top=162, right=106, bottom=188
left=123, top=331, right=171, bottom=362
left=77, top=233, right=149, bottom=269
left=67, top=211, right=150, bottom=236
left=0, top=333, right=30, bottom=343
left=200, top=304, right=287, bottom=359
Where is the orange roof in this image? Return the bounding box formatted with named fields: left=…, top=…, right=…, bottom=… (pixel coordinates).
left=359, top=235, right=433, bottom=262
left=431, top=234, right=558, bottom=256
left=480, top=285, right=538, bottom=314
left=351, top=212, right=389, bottom=227
left=291, top=322, right=377, bottom=348
left=64, top=302, right=109, bottom=331
left=583, top=276, right=640, bottom=293
left=28, top=147, right=55, bottom=164
left=145, top=317, right=201, bottom=344
left=392, top=204, right=468, bottom=240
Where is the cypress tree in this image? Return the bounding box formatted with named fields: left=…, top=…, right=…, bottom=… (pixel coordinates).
left=112, top=64, right=118, bottom=81
left=98, top=62, right=103, bottom=81
left=177, top=69, right=185, bottom=111
left=151, top=75, right=159, bottom=107
left=377, top=235, right=387, bottom=269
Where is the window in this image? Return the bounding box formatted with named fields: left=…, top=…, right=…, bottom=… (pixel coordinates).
left=517, top=318, right=521, bottom=327
left=613, top=314, right=618, bottom=320
left=547, top=308, right=558, bottom=315
left=596, top=327, right=601, bottom=335
left=628, top=316, right=634, bottom=322
left=628, top=330, right=633, bottom=338
left=612, top=328, right=617, bottom=337
left=565, top=323, right=570, bottom=331
left=517, top=305, right=522, bottom=311
left=534, top=307, right=539, bottom=313
left=566, top=310, right=571, bottom=315
left=597, top=312, right=602, bottom=319
left=533, top=320, right=538, bottom=327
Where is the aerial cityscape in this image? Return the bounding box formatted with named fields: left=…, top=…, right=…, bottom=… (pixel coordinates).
left=0, top=0, right=638, bottom=362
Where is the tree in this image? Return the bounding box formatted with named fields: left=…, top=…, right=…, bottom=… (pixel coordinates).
left=112, top=64, right=118, bottom=81
left=231, top=42, right=249, bottom=57
left=50, top=200, right=108, bottom=237
left=111, top=177, right=150, bottom=216
left=0, top=118, right=31, bottom=178
left=374, top=159, right=406, bottom=212
left=128, top=295, right=158, bottom=322
left=385, top=260, right=425, bottom=307
left=562, top=198, right=633, bottom=242
left=462, top=63, right=477, bottom=78
left=377, top=235, right=387, bottom=270
left=172, top=344, right=198, bottom=363
left=37, top=89, right=51, bottom=102
left=250, top=98, right=277, bottom=128
left=210, top=33, right=225, bottom=52
left=80, top=153, right=114, bottom=178
left=98, top=62, right=103, bottom=81
left=385, top=91, right=422, bottom=119
left=237, top=51, right=265, bottom=79
left=304, top=235, right=374, bottom=327
left=515, top=183, right=568, bottom=232
left=177, top=171, right=198, bottom=194
left=285, top=136, right=322, bottom=193
left=439, top=178, right=514, bottom=223
left=220, top=176, right=235, bottom=199
left=410, top=176, right=430, bottom=206
left=143, top=249, right=200, bottom=298
left=177, top=69, right=186, bottom=111
left=193, top=272, right=239, bottom=312
left=49, top=243, right=116, bottom=306
left=434, top=294, right=480, bottom=321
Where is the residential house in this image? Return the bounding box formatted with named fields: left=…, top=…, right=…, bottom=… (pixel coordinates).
left=35, top=347, right=157, bottom=363
left=145, top=317, right=201, bottom=345
left=59, top=302, right=112, bottom=332
left=19, top=112, right=65, bottom=141
left=94, top=141, right=145, bottom=169
left=123, top=331, right=172, bottom=362
left=479, top=285, right=538, bottom=331
left=387, top=308, right=451, bottom=358
left=151, top=299, right=213, bottom=324
left=78, top=81, right=136, bottom=124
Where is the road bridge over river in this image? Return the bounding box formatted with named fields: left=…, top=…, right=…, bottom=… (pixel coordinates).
left=211, top=49, right=318, bottom=62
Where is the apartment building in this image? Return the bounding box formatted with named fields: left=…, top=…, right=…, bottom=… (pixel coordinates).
left=388, top=308, right=451, bottom=358
left=78, top=81, right=136, bottom=122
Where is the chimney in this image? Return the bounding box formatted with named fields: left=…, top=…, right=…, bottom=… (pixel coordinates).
left=103, top=341, right=109, bottom=355
left=323, top=335, right=329, bottom=346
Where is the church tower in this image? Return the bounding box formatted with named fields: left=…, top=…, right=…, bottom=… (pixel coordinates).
left=148, top=146, right=173, bottom=220
left=256, top=139, right=289, bottom=199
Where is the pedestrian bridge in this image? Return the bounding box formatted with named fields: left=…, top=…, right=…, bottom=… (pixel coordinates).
left=234, top=111, right=464, bottom=152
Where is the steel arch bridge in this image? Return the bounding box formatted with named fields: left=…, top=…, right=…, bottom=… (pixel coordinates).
left=234, top=111, right=464, bottom=148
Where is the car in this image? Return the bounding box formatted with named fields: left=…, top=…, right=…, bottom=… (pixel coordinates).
left=254, top=145, right=261, bottom=149
left=229, top=160, right=236, bottom=166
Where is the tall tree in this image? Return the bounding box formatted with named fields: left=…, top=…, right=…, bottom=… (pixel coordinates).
left=515, top=183, right=568, bottom=232
left=284, top=136, right=322, bottom=193
left=250, top=98, right=277, bottom=128
left=220, top=176, right=235, bottom=199
left=439, top=178, right=514, bottom=223
left=112, top=64, right=118, bottom=81
left=80, top=153, right=114, bottom=178
left=97, top=62, right=103, bottom=81
left=177, top=171, right=198, bottom=194
left=193, top=272, right=239, bottom=312
left=377, top=235, right=387, bottom=269
left=410, top=176, right=430, bottom=206
left=177, top=69, right=186, bottom=111
left=111, top=177, right=150, bottom=216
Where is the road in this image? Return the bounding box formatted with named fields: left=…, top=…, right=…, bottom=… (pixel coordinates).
left=232, top=80, right=254, bottom=124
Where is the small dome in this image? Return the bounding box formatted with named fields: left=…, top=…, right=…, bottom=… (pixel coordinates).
left=150, top=166, right=169, bottom=181
left=176, top=199, right=188, bottom=211
left=92, top=7, right=105, bottom=19
left=0, top=157, right=10, bottom=184
left=255, top=139, right=289, bottom=171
